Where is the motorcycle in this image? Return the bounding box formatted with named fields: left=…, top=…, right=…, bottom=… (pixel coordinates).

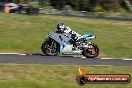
left=41, top=31, right=99, bottom=58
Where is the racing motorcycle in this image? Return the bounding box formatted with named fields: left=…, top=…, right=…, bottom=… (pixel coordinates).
left=41, top=31, right=99, bottom=58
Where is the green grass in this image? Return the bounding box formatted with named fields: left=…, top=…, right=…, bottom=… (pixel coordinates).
left=0, top=13, right=131, bottom=88
left=0, top=64, right=131, bottom=88
left=0, top=13, right=132, bottom=58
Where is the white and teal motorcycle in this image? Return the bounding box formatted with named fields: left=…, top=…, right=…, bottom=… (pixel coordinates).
left=41, top=31, right=99, bottom=58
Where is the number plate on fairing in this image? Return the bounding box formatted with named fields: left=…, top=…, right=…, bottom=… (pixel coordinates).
left=49, top=32, right=71, bottom=44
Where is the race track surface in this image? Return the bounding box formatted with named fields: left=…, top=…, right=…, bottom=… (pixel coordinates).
left=47, top=14, right=132, bottom=21
left=0, top=54, right=132, bottom=66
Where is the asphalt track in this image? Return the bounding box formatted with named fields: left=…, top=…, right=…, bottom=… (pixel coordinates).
left=0, top=54, right=132, bottom=66
left=45, top=14, right=132, bottom=21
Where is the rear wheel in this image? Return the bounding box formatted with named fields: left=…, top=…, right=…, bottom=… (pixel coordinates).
left=82, top=43, right=99, bottom=58
left=41, top=40, right=59, bottom=56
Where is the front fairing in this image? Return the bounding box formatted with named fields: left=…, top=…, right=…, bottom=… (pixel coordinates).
left=77, top=34, right=93, bottom=40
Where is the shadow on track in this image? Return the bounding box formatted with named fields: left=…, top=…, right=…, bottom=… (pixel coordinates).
left=25, top=53, right=99, bottom=59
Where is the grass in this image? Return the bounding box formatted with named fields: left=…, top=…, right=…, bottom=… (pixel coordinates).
left=0, top=64, right=131, bottom=88
left=0, top=13, right=132, bottom=88
left=0, top=13, right=132, bottom=58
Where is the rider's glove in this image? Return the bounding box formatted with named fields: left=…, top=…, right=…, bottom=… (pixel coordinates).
left=63, top=27, right=72, bottom=33
left=71, top=31, right=81, bottom=37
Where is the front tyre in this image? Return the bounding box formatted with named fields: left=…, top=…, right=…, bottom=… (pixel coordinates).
left=41, top=41, right=58, bottom=56
left=82, top=43, right=99, bottom=58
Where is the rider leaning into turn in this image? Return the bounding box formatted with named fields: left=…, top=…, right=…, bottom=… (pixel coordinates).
left=56, top=23, right=80, bottom=40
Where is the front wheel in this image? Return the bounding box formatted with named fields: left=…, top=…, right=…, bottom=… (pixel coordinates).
left=41, top=40, right=59, bottom=56
left=82, top=43, right=99, bottom=58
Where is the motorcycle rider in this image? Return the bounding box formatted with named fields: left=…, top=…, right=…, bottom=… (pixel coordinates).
left=56, top=23, right=80, bottom=49
left=56, top=23, right=80, bottom=40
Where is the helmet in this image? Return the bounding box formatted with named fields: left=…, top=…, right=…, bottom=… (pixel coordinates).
left=56, top=23, right=65, bottom=30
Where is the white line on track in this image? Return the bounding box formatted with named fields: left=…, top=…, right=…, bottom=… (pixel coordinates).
left=90, top=65, right=113, bottom=66
left=81, top=57, right=86, bottom=58
left=101, top=58, right=114, bottom=59
left=0, top=53, right=26, bottom=55
left=122, top=59, right=132, bottom=60
left=17, top=54, right=26, bottom=55
left=102, top=58, right=132, bottom=60
left=0, top=53, right=18, bottom=54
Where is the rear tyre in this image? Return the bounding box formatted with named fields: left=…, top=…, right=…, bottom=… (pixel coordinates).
left=82, top=44, right=99, bottom=58
left=41, top=40, right=59, bottom=56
